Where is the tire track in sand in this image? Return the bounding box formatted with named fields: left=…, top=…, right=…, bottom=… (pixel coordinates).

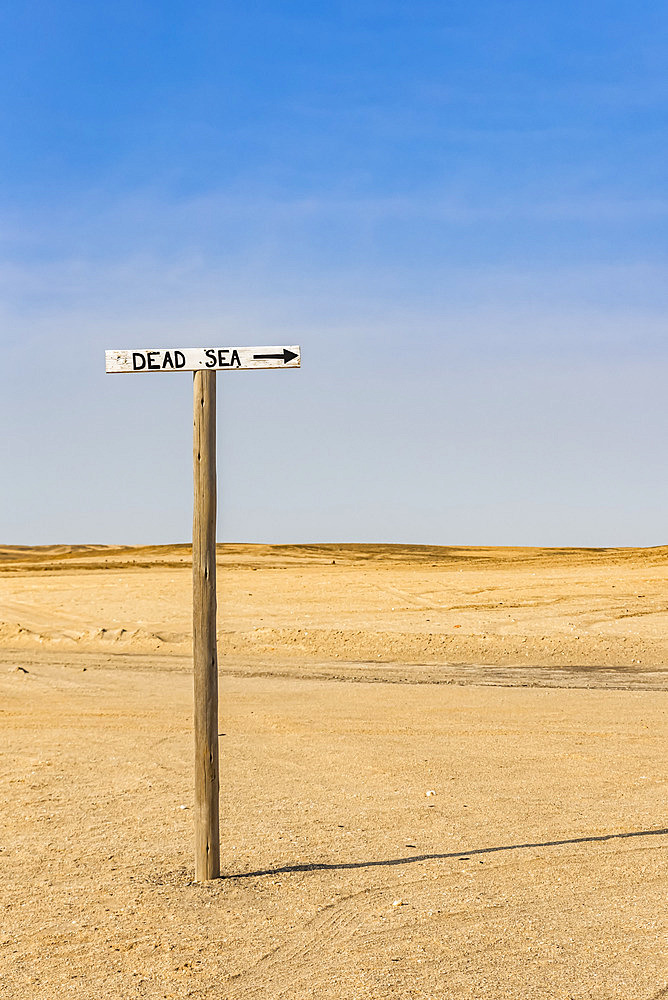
left=216, top=882, right=392, bottom=999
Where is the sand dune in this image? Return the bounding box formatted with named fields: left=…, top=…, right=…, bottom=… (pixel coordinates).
left=1, top=543, right=667, bottom=672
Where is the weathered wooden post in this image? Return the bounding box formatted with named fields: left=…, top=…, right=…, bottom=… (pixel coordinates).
left=105, top=344, right=300, bottom=880
left=192, top=369, right=219, bottom=880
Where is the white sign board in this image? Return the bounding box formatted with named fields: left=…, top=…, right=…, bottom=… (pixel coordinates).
left=105, top=346, right=300, bottom=373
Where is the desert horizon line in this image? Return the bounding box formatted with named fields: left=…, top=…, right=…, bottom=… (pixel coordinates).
left=2, top=540, right=666, bottom=552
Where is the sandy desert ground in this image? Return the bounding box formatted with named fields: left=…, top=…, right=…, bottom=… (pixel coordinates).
left=1, top=543, right=666, bottom=998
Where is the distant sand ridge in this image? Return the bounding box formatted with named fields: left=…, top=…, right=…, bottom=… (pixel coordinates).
left=1, top=543, right=667, bottom=671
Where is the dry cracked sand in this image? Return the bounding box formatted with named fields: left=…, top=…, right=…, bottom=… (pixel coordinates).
left=0, top=543, right=666, bottom=998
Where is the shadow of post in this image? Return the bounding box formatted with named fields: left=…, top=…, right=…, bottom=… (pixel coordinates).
left=225, top=826, right=668, bottom=881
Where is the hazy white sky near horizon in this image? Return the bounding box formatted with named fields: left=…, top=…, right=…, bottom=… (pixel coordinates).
left=1, top=1, right=667, bottom=546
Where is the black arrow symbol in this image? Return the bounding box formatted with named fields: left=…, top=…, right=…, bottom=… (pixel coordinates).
left=252, top=348, right=299, bottom=364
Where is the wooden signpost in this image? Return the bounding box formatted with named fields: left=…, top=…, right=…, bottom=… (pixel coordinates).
left=106, top=345, right=301, bottom=880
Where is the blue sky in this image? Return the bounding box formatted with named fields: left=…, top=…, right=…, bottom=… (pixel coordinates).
left=1, top=1, right=667, bottom=545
